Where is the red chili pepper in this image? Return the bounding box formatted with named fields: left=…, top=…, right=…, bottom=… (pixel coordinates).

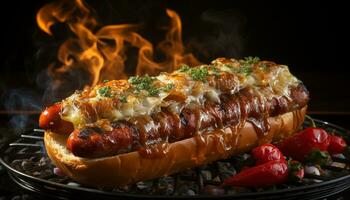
left=294, top=168, right=304, bottom=180
left=278, top=127, right=330, bottom=161
left=252, top=144, right=285, bottom=165
left=328, top=135, right=347, bottom=154
left=222, top=160, right=289, bottom=187
left=288, top=160, right=304, bottom=181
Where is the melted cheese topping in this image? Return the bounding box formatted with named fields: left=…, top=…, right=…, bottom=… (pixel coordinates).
left=60, top=58, right=300, bottom=129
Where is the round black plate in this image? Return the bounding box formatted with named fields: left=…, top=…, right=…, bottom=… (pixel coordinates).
left=1, top=119, right=350, bottom=200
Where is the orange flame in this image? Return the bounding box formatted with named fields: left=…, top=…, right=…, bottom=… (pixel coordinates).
left=36, top=0, right=200, bottom=88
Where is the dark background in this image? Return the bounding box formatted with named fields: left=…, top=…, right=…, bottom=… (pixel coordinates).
left=0, top=0, right=349, bottom=129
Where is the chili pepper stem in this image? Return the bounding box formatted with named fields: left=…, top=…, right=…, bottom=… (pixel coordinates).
left=305, top=115, right=316, bottom=128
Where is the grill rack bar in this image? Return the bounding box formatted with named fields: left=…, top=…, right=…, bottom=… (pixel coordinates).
left=9, top=143, right=42, bottom=147
left=21, top=135, right=44, bottom=140
left=8, top=129, right=45, bottom=147
left=33, top=129, right=45, bottom=133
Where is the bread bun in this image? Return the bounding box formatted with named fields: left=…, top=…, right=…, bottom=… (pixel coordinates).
left=45, top=107, right=306, bottom=187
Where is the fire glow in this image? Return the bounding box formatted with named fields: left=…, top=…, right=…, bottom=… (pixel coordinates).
left=36, top=0, right=200, bottom=88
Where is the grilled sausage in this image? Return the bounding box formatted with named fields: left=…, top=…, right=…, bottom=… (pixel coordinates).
left=39, top=103, right=74, bottom=135
left=66, top=84, right=308, bottom=158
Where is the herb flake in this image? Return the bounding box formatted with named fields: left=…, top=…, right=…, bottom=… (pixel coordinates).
left=259, top=63, right=269, bottom=72
left=237, top=56, right=261, bottom=76
left=240, top=65, right=253, bottom=75
left=163, top=83, right=175, bottom=92
left=128, top=75, right=174, bottom=96
left=179, top=65, right=209, bottom=82
left=128, top=75, right=156, bottom=92
left=178, top=65, right=190, bottom=72
left=119, top=95, right=127, bottom=103
left=148, top=87, right=161, bottom=96
left=242, top=56, right=260, bottom=65
left=98, top=86, right=113, bottom=98
left=190, top=68, right=209, bottom=82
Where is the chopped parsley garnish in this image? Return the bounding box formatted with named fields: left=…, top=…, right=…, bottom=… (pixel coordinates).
left=237, top=56, right=261, bottom=76
left=98, top=86, right=113, bottom=98
left=119, top=95, right=127, bottom=103
left=178, top=65, right=190, bottom=72
left=178, top=65, right=209, bottom=82
left=239, top=65, right=253, bottom=75
left=190, top=68, right=209, bottom=82
left=259, top=63, right=269, bottom=72
left=242, top=56, right=260, bottom=65
left=163, top=83, right=175, bottom=92
left=128, top=75, right=156, bottom=94
left=128, top=75, right=174, bottom=96
left=148, top=87, right=161, bottom=96
left=103, top=79, right=109, bottom=83
left=128, top=75, right=156, bottom=91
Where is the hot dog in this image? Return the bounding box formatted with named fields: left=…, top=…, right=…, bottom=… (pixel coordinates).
left=41, top=57, right=309, bottom=186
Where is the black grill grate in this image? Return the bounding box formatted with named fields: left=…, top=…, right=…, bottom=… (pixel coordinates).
left=1, top=119, right=350, bottom=200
